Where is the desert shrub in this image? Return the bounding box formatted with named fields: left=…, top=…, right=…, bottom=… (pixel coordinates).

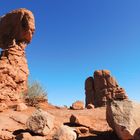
left=25, top=81, right=48, bottom=107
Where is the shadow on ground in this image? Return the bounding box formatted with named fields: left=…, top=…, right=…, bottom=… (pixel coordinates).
left=78, top=130, right=120, bottom=140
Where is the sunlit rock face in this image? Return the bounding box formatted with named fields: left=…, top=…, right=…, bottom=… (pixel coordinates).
left=85, top=70, right=128, bottom=107
left=0, top=8, right=35, bottom=101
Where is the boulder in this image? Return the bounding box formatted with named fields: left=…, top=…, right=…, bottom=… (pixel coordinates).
left=53, top=125, right=77, bottom=140
left=0, top=8, right=35, bottom=102
left=71, top=101, right=84, bottom=110
left=26, top=109, right=55, bottom=136
left=16, top=103, right=28, bottom=111
left=106, top=100, right=140, bottom=140
left=134, top=128, right=140, bottom=140
left=0, top=8, right=35, bottom=49
left=85, top=70, right=128, bottom=107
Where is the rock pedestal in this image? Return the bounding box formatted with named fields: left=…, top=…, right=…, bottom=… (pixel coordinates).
left=0, top=8, right=35, bottom=101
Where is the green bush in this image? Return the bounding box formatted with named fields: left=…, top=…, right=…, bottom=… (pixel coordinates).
left=25, top=81, right=48, bottom=106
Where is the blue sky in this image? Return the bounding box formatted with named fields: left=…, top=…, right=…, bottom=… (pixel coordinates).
left=0, top=0, right=140, bottom=106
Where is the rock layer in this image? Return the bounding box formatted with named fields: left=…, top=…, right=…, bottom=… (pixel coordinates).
left=85, top=70, right=127, bottom=107
left=0, top=8, right=35, bottom=101
left=106, top=100, right=140, bottom=140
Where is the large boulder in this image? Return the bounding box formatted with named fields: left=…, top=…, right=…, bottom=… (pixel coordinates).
left=0, top=8, right=35, bottom=101
left=53, top=125, right=77, bottom=140
left=106, top=100, right=140, bottom=140
left=26, top=109, right=55, bottom=136
left=85, top=70, right=128, bottom=107
left=134, top=128, right=140, bottom=140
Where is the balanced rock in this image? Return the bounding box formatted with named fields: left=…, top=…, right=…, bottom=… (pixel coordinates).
left=0, top=8, right=35, bottom=101
left=53, top=125, right=77, bottom=140
left=106, top=100, right=140, bottom=140
left=26, top=109, right=55, bottom=136
left=71, top=101, right=84, bottom=110
left=85, top=70, right=128, bottom=107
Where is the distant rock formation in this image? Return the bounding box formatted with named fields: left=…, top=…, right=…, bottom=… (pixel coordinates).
left=85, top=70, right=128, bottom=107
left=71, top=101, right=84, bottom=110
left=0, top=8, right=35, bottom=101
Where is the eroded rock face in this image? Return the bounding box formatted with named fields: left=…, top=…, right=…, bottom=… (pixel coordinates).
left=85, top=70, right=127, bottom=107
left=0, top=8, right=35, bottom=101
left=106, top=100, right=140, bottom=140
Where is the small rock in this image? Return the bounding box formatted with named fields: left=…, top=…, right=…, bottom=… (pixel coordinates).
left=71, top=101, right=84, bottom=110
left=70, top=114, right=91, bottom=128
left=53, top=125, right=77, bottom=140
left=26, top=109, right=55, bottom=136
left=76, top=126, right=89, bottom=134
left=16, top=103, right=28, bottom=111
left=134, top=128, right=140, bottom=140
left=0, top=103, right=8, bottom=112
left=87, top=104, right=94, bottom=109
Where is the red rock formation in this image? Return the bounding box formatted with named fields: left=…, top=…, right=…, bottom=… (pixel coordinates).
left=85, top=77, right=94, bottom=107
left=85, top=70, right=127, bottom=107
left=0, top=8, right=35, bottom=101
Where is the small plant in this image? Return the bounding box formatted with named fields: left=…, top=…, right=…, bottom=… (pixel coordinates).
left=25, top=81, right=48, bottom=107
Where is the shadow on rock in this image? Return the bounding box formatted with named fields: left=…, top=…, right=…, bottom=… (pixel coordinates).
left=78, top=131, right=120, bottom=140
